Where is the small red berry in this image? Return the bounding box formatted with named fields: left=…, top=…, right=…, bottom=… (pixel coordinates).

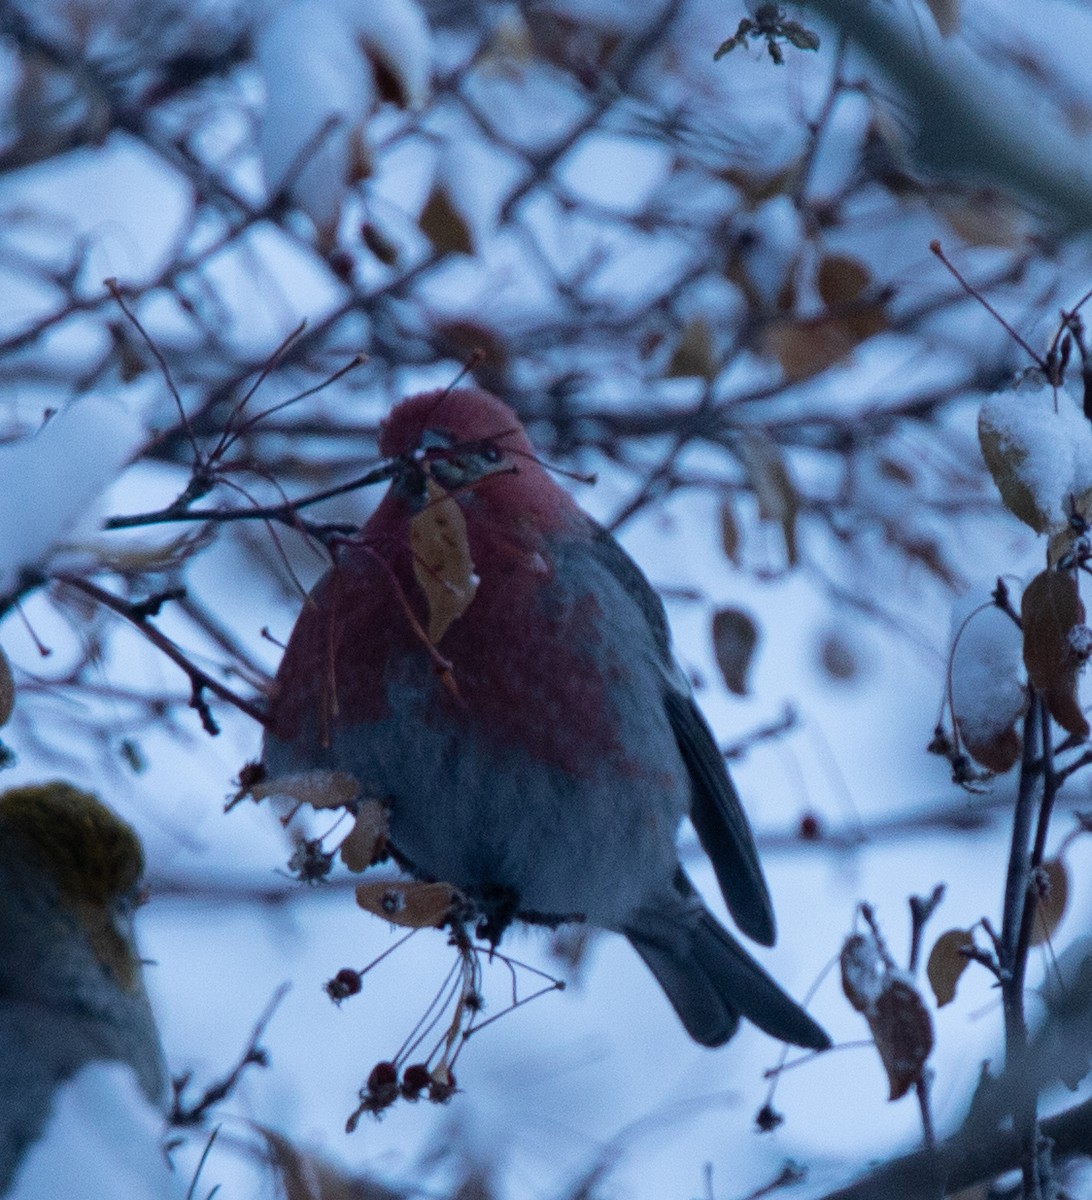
left=325, top=968, right=363, bottom=1003
left=365, top=1060, right=399, bottom=1110
left=798, top=812, right=822, bottom=841
left=400, top=1063, right=431, bottom=1100
left=428, top=1066, right=456, bottom=1103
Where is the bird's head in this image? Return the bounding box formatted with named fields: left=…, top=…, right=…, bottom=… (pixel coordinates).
left=0, top=782, right=147, bottom=992
left=378, top=388, right=577, bottom=533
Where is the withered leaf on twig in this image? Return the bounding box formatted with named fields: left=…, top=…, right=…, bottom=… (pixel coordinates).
left=712, top=607, right=759, bottom=696
left=1030, top=857, right=1069, bottom=947
left=926, top=927, right=975, bottom=1007
left=1021, top=570, right=1090, bottom=739
left=411, top=479, right=480, bottom=643
left=249, top=768, right=361, bottom=809
left=355, top=880, right=461, bottom=928
left=841, top=931, right=934, bottom=1100
left=339, top=800, right=390, bottom=873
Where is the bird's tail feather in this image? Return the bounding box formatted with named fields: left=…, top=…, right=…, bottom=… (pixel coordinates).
left=625, top=904, right=829, bottom=1050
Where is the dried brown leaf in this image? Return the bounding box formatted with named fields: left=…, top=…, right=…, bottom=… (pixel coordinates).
left=711, top=607, right=759, bottom=696
left=959, top=721, right=1022, bottom=774
left=719, top=162, right=800, bottom=209
left=1021, top=570, right=1090, bottom=739
left=938, top=190, right=1022, bottom=247
left=419, top=184, right=473, bottom=257
left=339, top=800, right=389, bottom=873
left=763, top=308, right=886, bottom=383
left=411, top=479, right=480, bottom=643
left=1030, top=858, right=1069, bottom=946
left=926, top=928, right=974, bottom=1007
left=719, top=500, right=741, bottom=565
left=666, top=317, right=718, bottom=380
left=978, top=416, right=1052, bottom=534
left=841, top=932, right=886, bottom=1014
left=841, top=931, right=934, bottom=1100
left=872, top=977, right=934, bottom=1100
left=816, top=254, right=870, bottom=307
left=355, top=880, right=461, bottom=928
left=818, top=628, right=860, bottom=682
left=255, top=1123, right=405, bottom=1200
left=738, top=435, right=798, bottom=565
left=250, top=769, right=361, bottom=809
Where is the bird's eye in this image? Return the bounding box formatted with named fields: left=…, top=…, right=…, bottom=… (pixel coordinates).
left=480, top=444, right=502, bottom=464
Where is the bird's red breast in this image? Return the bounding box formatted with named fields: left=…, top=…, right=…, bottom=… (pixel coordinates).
left=267, top=391, right=640, bottom=778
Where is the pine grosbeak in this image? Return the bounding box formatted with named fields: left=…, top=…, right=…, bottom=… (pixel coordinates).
left=0, top=782, right=166, bottom=1193
left=263, top=388, right=829, bottom=1050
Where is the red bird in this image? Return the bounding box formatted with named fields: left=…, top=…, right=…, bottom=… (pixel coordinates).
left=263, top=387, right=828, bottom=1050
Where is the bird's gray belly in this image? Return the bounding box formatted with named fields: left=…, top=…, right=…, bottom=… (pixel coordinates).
left=265, top=680, right=687, bottom=929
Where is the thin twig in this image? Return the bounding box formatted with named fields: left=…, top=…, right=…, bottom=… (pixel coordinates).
left=53, top=573, right=267, bottom=729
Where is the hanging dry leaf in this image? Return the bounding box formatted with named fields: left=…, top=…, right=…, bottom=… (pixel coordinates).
left=1030, top=858, right=1069, bottom=946
left=816, top=254, right=871, bottom=307
left=841, top=931, right=887, bottom=1014
left=255, top=1124, right=404, bottom=1200
left=1021, top=570, right=1090, bottom=739
left=433, top=318, right=508, bottom=371
left=0, top=646, right=13, bottom=727
left=763, top=257, right=886, bottom=383
left=937, top=190, right=1022, bottom=248
left=411, top=478, right=480, bottom=643
left=666, top=317, right=718, bottom=380
left=841, top=931, right=934, bottom=1101
left=738, top=435, right=798, bottom=565
left=361, top=220, right=399, bottom=265
left=871, top=978, right=935, bottom=1100
left=711, top=607, right=758, bottom=696
left=355, top=880, right=461, bottom=928
left=963, top=722, right=1022, bottom=774
left=719, top=500, right=741, bottom=564
left=420, top=184, right=474, bottom=256
left=249, top=768, right=361, bottom=809
left=719, top=162, right=801, bottom=209
left=339, top=800, right=390, bottom=872
left=926, top=928, right=975, bottom=1007
left=818, top=628, right=860, bottom=682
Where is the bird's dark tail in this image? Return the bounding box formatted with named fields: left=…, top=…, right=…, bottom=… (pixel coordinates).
left=625, top=897, right=829, bottom=1050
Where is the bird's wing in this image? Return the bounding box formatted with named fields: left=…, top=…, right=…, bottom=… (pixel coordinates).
left=662, top=690, right=774, bottom=945
left=586, top=523, right=776, bottom=946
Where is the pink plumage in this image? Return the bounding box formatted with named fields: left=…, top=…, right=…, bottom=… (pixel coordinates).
left=264, top=387, right=828, bottom=1050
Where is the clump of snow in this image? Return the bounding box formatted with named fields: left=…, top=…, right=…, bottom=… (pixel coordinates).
left=979, top=380, right=1092, bottom=533
left=0, top=397, right=144, bottom=594
left=329, top=0, right=431, bottom=110
left=949, top=588, right=1026, bottom=759
left=8, top=1063, right=180, bottom=1200
left=257, top=2, right=376, bottom=239
left=257, top=0, right=431, bottom=241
